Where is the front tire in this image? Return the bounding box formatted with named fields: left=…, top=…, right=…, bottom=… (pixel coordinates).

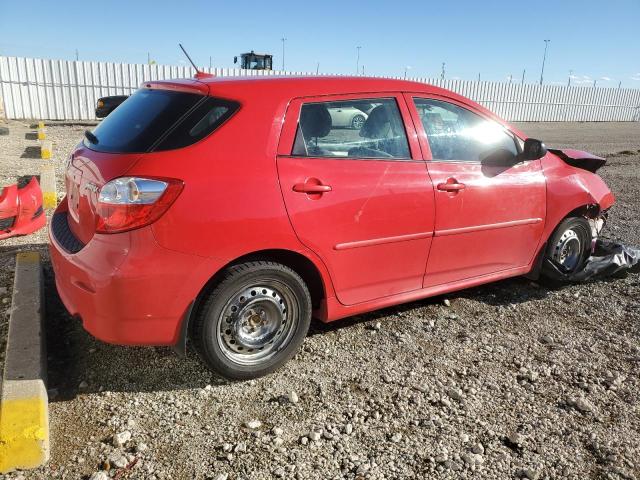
left=543, top=217, right=592, bottom=279
left=193, top=261, right=312, bottom=380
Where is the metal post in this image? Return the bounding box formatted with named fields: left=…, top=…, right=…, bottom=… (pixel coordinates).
left=281, top=37, right=287, bottom=71
left=356, top=46, right=361, bottom=75
left=539, top=39, right=550, bottom=85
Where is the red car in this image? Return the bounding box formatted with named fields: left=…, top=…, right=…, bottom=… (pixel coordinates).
left=49, top=75, right=614, bottom=379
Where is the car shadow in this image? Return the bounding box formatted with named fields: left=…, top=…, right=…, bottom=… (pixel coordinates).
left=20, top=146, right=41, bottom=158
left=43, top=264, right=566, bottom=401
left=43, top=264, right=226, bottom=402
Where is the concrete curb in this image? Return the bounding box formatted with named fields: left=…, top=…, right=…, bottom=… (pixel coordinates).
left=0, top=252, right=49, bottom=473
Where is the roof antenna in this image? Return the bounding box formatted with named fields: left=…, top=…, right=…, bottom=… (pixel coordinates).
left=179, top=43, right=214, bottom=79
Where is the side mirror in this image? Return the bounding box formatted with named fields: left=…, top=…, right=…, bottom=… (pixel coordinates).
left=522, top=138, right=547, bottom=160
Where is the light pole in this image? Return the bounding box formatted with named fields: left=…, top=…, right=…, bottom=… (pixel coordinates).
left=356, top=46, right=361, bottom=75
left=539, top=39, right=550, bottom=85
left=281, top=37, right=287, bottom=71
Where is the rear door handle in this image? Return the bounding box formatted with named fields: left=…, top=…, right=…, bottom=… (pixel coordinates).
left=437, top=181, right=466, bottom=192
left=293, top=182, right=332, bottom=194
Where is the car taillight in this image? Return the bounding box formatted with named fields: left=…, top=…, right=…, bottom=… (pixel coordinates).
left=95, top=177, right=183, bottom=234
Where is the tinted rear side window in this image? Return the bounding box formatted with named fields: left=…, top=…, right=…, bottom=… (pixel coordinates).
left=85, top=89, right=239, bottom=153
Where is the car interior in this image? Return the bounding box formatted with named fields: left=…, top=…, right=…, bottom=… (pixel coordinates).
left=293, top=101, right=410, bottom=159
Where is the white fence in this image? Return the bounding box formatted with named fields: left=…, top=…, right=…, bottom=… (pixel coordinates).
left=1, top=56, right=639, bottom=122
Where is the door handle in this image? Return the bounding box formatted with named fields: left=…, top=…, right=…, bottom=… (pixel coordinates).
left=437, top=180, right=466, bottom=192
left=293, top=182, right=332, bottom=194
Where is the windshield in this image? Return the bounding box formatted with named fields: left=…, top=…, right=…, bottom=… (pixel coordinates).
left=85, top=89, right=239, bottom=153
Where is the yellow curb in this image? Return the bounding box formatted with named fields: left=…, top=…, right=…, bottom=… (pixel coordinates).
left=0, top=252, right=49, bottom=473
left=0, top=394, right=49, bottom=472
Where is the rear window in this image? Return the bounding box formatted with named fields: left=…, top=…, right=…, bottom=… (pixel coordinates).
left=85, top=89, right=239, bottom=153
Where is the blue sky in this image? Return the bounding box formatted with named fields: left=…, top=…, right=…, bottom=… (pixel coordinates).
left=1, top=0, right=639, bottom=86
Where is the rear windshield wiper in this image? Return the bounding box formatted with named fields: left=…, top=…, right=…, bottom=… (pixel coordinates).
left=84, top=130, right=99, bottom=144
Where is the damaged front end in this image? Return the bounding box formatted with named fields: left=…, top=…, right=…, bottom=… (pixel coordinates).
left=548, top=148, right=607, bottom=174
left=543, top=210, right=640, bottom=282
left=0, top=176, right=47, bottom=240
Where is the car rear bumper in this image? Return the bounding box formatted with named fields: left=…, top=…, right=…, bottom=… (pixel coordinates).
left=48, top=203, right=215, bottom=346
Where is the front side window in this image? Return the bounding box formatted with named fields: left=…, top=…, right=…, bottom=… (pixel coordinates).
left=414, top=98, right=518, bottom=162
left=292, top=98, right=410, bottom=159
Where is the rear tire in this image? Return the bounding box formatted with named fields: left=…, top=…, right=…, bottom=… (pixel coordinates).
left=192, top=261, right=312, bottom=380
left=542, top=216, right=592, bottom=280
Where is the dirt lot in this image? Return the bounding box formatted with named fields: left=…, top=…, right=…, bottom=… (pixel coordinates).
left=0, top=120, right=639, bottom=480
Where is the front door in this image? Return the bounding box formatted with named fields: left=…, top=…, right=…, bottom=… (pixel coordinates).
left=408, top=96, right=546, bottom=287
left=277, top=94, right=435, bottom=305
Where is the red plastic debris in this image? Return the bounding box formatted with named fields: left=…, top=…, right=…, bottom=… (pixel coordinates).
left=0, top=176, right=46, bottom=240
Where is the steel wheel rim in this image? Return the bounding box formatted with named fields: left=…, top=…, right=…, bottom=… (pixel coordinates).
left=553, top=229, right=582, bottom=271
left=352, top=115, right=365, bottom=129
left=216, top=280, right=298, bottom=366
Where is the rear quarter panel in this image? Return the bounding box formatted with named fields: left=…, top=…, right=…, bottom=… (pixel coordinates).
left=129, top=86, right=337, bottom=303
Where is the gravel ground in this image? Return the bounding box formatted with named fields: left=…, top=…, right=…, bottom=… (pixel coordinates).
left=0, top=120, right=639, bottom=480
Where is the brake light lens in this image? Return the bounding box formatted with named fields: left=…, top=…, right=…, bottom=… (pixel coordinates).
left=95, top=177, right=183, bottom=233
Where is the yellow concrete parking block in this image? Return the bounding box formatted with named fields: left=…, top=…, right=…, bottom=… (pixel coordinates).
left=0, top=252, right=49, bottom=474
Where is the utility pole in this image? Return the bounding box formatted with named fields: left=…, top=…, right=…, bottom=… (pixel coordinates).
left=593, top=79, right=597, bottom=88
left=568, top=69, right=572, bottom=87
left=362, top=65, right=365, bottom=76
left=509, top=74, right=513, bottom=84
left=618, top=80, right=622, bottom=89
left=539, top=39, right=550, bottom=85
left=147, top=52, right=150, bottom=65
left=316, top=62, right=319, bottom=74
left=281, top=37, right=287, bottom=71
left=75, top=49, right=79, bottom=61
left=209, top=56, right=212, bottom=69
left=521, top=69, right=525, bottom=84
left=356, top=46, right=361, bottom=75
left=441, top=62, right=445, bottom=80
left=478, top=73, right=481, bottom=82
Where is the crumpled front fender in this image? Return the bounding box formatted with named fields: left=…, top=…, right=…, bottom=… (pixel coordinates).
left=0, top=177, right=46, bottom=240
left=540, top=153, right=615, bottom=245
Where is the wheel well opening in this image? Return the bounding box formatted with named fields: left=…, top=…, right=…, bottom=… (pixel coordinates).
left=195, top=249, right=326, bottom=315
left=566, top=203, right=600, bottom=219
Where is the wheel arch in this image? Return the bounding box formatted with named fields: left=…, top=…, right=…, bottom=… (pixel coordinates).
left=527, top=202, right=603, bottom=280
left=183, top=248, right=330, bottom=341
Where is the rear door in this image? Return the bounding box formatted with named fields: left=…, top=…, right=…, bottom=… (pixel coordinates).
left=277, top=93, right=435, bottom=305
left=407, top=95, right=546, bottom=286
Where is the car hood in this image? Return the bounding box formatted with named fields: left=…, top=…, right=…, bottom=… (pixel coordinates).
left=548, top=148, right=606, bottom=173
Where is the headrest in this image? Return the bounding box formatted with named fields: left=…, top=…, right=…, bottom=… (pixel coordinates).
left=301, top=104, right=331, bottom=138
left=360, top=105, right=395, bottom=139
left=422, top=112, right=445, bottom=132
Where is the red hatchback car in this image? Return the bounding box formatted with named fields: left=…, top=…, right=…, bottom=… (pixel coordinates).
left=50, top=75, right=614, bottom=379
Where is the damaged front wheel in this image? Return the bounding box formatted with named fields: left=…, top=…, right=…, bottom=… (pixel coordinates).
left=543, top=217, right=592, bottom=279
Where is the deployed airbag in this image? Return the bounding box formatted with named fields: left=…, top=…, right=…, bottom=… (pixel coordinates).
left=544, top=238, right=640, bottom=282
